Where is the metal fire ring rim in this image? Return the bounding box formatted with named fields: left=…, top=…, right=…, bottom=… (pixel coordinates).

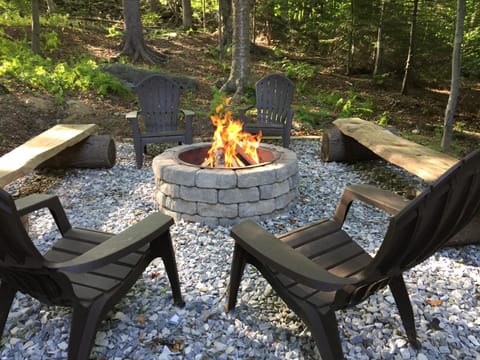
left=175, top=143, right=282, bottom=170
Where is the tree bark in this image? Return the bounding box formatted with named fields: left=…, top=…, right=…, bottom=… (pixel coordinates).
left=373, top=0, right=386, bottom=76
left=346, top=0, right=354, bottom=75
left=182, top=0, right=193, bottom=30
left=401, top=0, right=419, bottom=95
left=441, top=0, right=466, bottom=151
left=32, top=0, right=41, bottom=55
left=40, top=135, right=116, bottom=169
left=117, top=0, right=167, bottom=63
left=220, top=0, right=251, bottom=101
left=45, top=0, right=56, bottom=13
left=218, top=0, right=233, bottom=54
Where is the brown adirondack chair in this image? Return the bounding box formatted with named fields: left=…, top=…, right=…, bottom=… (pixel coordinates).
left=226, top=149, right=480, bottom=360
left=239, top=73, right=295, bottom=148
left=0, top=188, right=184, bottom=360
left=126, top=74, right=194, bottom=168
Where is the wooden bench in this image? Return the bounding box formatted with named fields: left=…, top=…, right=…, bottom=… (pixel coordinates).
left=322, top=117, right=478, bottom=246
left=0, top=124, right=100, bottom=187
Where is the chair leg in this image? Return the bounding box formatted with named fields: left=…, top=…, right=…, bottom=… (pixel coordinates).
left=0, top=282, right=16, bottom=336
left=305, top=307, right=344, bottom=360
left=159, top=233, right=185, bottom=307
left=68, top=301, right=105, bottom=360
left=389, top=275, right=420, bottom=348
left=225, top=244, right=247, bottom=312
left=133, top=139, right=144, bottom=169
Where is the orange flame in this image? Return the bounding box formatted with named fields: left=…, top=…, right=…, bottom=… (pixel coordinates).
left=206, top=99, right=262, bottom=167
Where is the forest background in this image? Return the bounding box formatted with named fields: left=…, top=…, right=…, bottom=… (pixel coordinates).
left=0, top=0, right=479, bottom=160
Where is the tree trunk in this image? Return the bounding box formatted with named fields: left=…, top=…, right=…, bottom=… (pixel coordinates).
left=373, top=0, right=386, bottom=76
left=401, top=0, right=419, bottom=95
left=218, top=0, right=233, bottom=54
left=220, top=0, right=251, bottom=101
left=117, top=0, right=167, bottom=63
left=182, top=0, right=193, bottom=29
left=441, top=0, right=466, bottom=151
left=346, top=0, right=354, bottom=75
left=32, top=0, right=41, bottom=55
left=45, top=0, right=56, bottom=13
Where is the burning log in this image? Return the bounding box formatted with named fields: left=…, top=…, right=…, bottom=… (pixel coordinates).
left=235, top=142, right=258, bottom=166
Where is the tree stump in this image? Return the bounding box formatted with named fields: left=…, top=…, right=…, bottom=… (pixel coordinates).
left=321, top=126, right=379, bottom=162
left=40, top=135, right=116, bottom=169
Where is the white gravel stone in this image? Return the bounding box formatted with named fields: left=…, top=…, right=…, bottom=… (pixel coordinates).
left=1, top=140, right=479, bottom=360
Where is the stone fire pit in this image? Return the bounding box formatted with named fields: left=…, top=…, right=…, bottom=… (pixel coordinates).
left=152, top=142, right=298, bottom=226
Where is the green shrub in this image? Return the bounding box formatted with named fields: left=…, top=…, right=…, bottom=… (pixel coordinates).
left=0, top=38, right=130, bottom=103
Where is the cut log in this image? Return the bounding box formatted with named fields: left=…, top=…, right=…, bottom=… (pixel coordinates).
left=321, top=126, right=379, bottom=162
left=40, top=135, right=116, bottom=169
left=0, top=124, right=97, bottom=187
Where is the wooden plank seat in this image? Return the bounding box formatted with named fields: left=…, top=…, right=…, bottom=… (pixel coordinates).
left=226, top=149, right=480, bottom=360
left=0, top=124, right=98, bottom=187
left=332, top=117, right=458, bottom=183
left=0, top=188, right=184, bottom=359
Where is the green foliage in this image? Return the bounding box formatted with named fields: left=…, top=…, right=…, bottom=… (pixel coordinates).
left=272, top=58, right=317, bottom=81
left=463, top=27, right=480, bottom=77
left=142, top=12, right=161, bottom=27
left=41, top=30, right=61, bottom=52
left=294, top=90, right=375, bottom=127
left=0, top=38, right=130, bottom=103
left=376, top=112, right=389, bottom=126
left=106, top=24, right=123, bottom=38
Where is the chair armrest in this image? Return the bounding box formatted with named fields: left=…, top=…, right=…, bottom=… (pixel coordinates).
left=126, top=110, right=138, bottom=120
left=15, top=194, right=72, bottom=234
left=334, top=184, right=410, bottom=225
left=49, top=212, right=174, bottom=273
left=231, top=220, right=357, bottom=291
left=180, top=109, right=195, bottom=117
left=238, top=105, right=255, bottom=121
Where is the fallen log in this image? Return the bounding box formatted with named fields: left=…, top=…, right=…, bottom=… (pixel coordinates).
left=321, top=126, right=379, bottom=162
left=40, top=135, right=116, bottom=169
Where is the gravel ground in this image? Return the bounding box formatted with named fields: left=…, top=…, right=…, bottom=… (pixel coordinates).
left=1, top=140, right=479, bottom=360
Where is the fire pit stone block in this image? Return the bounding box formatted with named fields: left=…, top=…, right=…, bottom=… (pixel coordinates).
left=152, top=143, right=299, bottom=227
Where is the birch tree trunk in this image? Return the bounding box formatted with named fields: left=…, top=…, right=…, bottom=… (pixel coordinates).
left=220, top=0, right=251, bottom=101
left=401, top=0, right=419, bottom=95
left=32, top=0, right=41, bottom=55
left=117, top=0, right=167, bottom=63
left=441, top=0, right=466, bottom=151
left=373, top=0, right=386, bottom=76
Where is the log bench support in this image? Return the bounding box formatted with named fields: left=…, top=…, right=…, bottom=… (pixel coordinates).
left=322, top=117, right=479, bottom=246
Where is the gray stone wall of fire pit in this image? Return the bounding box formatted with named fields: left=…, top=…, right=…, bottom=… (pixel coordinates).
left=152, top=143, right=299, bottom=227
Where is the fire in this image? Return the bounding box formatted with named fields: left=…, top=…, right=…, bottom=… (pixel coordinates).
left=205, top=99, right=262, bottom=167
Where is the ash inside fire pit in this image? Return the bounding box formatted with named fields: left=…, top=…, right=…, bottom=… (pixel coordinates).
left=153, top=143, right=298, bottom=226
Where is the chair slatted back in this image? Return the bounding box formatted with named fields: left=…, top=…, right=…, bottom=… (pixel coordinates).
left=255, top=74, right=295, bottom=125
left=0, top=189, right=44, bottom=268
left=370, top=149, right=480, bottom=277
left=134, top=74, right=181, bottom=133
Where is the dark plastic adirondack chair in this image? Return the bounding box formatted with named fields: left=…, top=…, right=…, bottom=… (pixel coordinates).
left=226, top=149, right=480, bottom=360
left=127, top=74, right=194, bottom=168
left=0, top=188, right=184, bottom=360
left=239, top=73, right=295, bottom=148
